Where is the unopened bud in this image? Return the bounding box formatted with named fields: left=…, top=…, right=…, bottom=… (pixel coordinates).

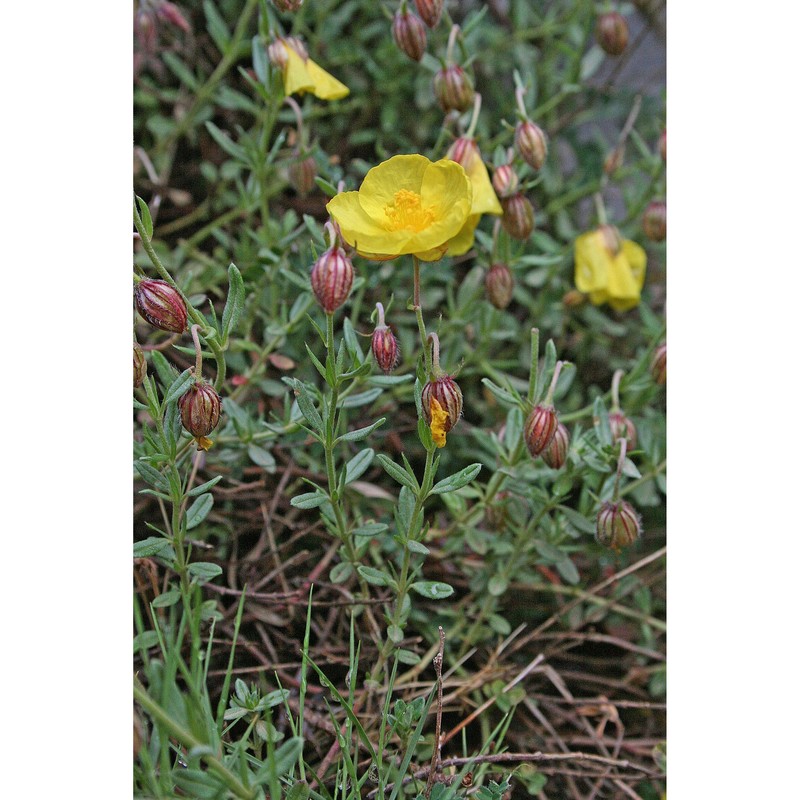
left=446, top=136, right=478, bottom=169
left=598, top=224, right=623, bottom=255
left=514, top=120, right=547, bottom=170
left=562, top=289, right=587, bottom=308
left=271, top=0, right=304, bottom=12
left=603, top=146, right=625, bottom=175
left=658, top=129, right=666, bottom=163
left=542, top=422, right=570, bottom=469
left=155, top=1, right=191, bottom=32
left=434, top=65, right=474, bottom=114
left=596, top=500, right=642, bottom=550
left=524, top=404, right=559, bottom=458
left=393, top=8, right=427, bottom=62
left=372, top=325, right=400, bottom=374
left=289, top=152, right=317, bottom=197
left=485, top=263, right=514, bottom=309
left=596, top=12, right=629, bottom=56
left=268, top=36, right=307, bottom=69
left=311, top=246, right=354, bottom=313
left=651, top=342, right=666, bottom=386
left=422, top=375, right=463, bottom=431
left=609, top=412, right=637, bottom=450
left=501, top=193, right=535, bottom=240
left=492, top=164, right=519, bottom=198
left=179, top=380, right=221, bottom=439
left=415, top=0, right=444, bottom=28
left=642, top=200, right=666, bottom=242
left=134, top=342, right=147, bottom=389
left=135, top=279, right=188, bottom=334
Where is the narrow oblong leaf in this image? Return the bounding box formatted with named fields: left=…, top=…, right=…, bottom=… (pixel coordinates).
left=290, top=491, right=328, bottom=509
left=135, top=196, right=153, bottom=240
left=221, top=263, right=245, bottom=340
left=376, top=454, right=418, bottom=492
left=429, top=463, right=482, bottom=495
left=164, top=368, right=194, bottom=404
left=344, top=448, right=374, bottom=484
left=335, top=417, right=385, bottom=444
left=188, top=562, right=223, bottom=583
left=409, top=581, right=454, bottom=600
left=186, top=493, right=213, bottom=529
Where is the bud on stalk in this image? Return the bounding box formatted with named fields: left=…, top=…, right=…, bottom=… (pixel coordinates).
left=434, top=65, right=474, bottom=113
left=658, top=129, right=667, bottom=163
left=134, top=278, right=188, bottom=334
left=609, top=411, right=637, bottom=451
left=446, top=136, right=478, bottom=170
left=492, top=164, right=519, bottom=198
left=415, top=0, right=444, bottom=28
left=289, top=152, right=317, bottom=196
left=603, top=146, right=625, bottom=175
left=651, top=342, right=666, bottom=385
left=596, top=499, right=642, bottom=550
left=514, top=120, right=547, bottom=170
left=542, top=423, right=570, bottom=469
left=271, top=0, right=304, bottom=11
left=485, top=263, right=514, bottom=309
left=134, top=342, right=147, bottom=388
left=179, top=380, right=221, bottom=439
left=596, top=12, right=629, bottom=56
left=501, top=193, right=535, bottom=240
left=525, top=360, right=564, bottom=458
left=393, top=8, right=427, bottom=62
left=371, top=302, right=399, bottom=373
left=642, top=200, right=667, bottom=242
left=311, top=245, right=354, bottom=313
left=422, top=375, right=463, bottom=431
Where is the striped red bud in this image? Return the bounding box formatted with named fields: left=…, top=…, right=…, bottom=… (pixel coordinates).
left=421, top=375, right=463, bottom=432
left=134, top=342, right=147, bottom=389
left=642, top=200, right=666, bottom=242
left=514, top=120, right=547, bottom=170
left=415, top=0, right=444, bottom=28
left=134, top=279, right=187, bottom=334
left=524, top=403, right=559, bottom=458
left=596, top=12, right=629, bottom=56
left=485, top=263, right=514, bottom=309
left=289, top=153, right=317, bottom=197
left=542, top=423, right=570, bottom=469
left=179, top=380, right=221, bottom=439
left=434, top=65, right=474, bottom=113
left=392, top=8, right=427, bottom=62
left=651, top=342, right=666, bottom=386
left=372, top=325, right=399, bottom=374
left=446, top=136, right=479, bottom=170
left=271, top=0, right=304, bottom=11
left=311, top=246, right=354, bottom=313
left=500, top=193, right=535, bottom=240
left=596, top=500, right=642, bottom=550
left=492, top=164, right=519, bottom=198
left=658, top=130, right=666, bottom=163
left=609, top=412, right=637, bottom=451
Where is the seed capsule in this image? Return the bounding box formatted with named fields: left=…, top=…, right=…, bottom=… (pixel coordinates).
left=310, top=246, right=354, bottom=313
left=485, top=263, right=514, bottom=309
left=415, top=0, right=444, bottom=28
left=134, top=279, right=187, bottom=334
left=500, top=193, right=535, bottom=240
left=651, top=342, right=666, bottom=385
left=179, top=381, right=221, bottom=439
left=433, top=65, right=474, bottom=114
left=392, top=8, right=427, bottom=62
left=596, top=500, right=642, bottom=550
left=541, top=423, right=570, bottom=469
left=642, top=200, right=666, bottom=242
left=289, top=153, right=317, bottom=197
left=609, top=412, right=637, bottom=451
left=596, top=12, right=629, bottom=56
left=492, top=164, right=519, bottom=199
left=372, top=325, right=400, bottom=374
left=421, top=375, right=463, bottom=432
left=524, top=404, right=559, bottom=458
left=134, top=342, right=147, bottom=389
left=514, top=120, right=547, bottom=170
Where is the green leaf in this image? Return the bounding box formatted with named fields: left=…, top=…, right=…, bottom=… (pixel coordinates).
left=556, top=558, right=580, bottom=585
left=410, top=581, right=454, bottom=600
left=339, top=388, right=383, bottom=409
left=336, top=417, right=385, bottom=444
left=134, top=461, right=169, bottom=492
left=135, top=196, right=153, bottom=240
left=593, top=396, right=613, bottom=447
left=188, top=562, right=223, bottom=583
left=395, top=649, right=421, bottom=665
left=406, top=540, right=429, bottom=556
left=248, top=443, right=277, bottom=472
left=352, top=522, right=388, bottom=538
left=290, top=491, right=329, bottom=509
left=481, top=378, right=521, bottom=407
left=186, top=493, right=213, bottom=529
left=187, top=475, right=223, bottom=497
left=205, top=121, right=247, bottom=162
left=488, top=575, right=508, bottom=596
left=203, top=0, right=230, bottom=51
left=251, top=35, right=269, bottom=83
left=253, top=737, right=305, bottom=786
left=429, top=463, right=482, bottom=495
left=134, top=630, right=159, bottom=652
left=133, top=536, right=173, bottom=558
left=344, top=448, right=374, bottom=484
left=151, top=589, right=181, bottom=608
left=284, top=378, right=324, bottom=433
left=221, top=263, right=245, bottom=340
left=329, top=562, right=353, bottom=583
left=163, top=369, right=194, bottom=404
left=557, top=505, right=596, bottom=535
left=376, top=454, right=418, bottom=492
left=162, top=52, right=199, bottom=91
left=314, top=176, right=338, bottom=197
left=357, top=566, right=395, bottom=588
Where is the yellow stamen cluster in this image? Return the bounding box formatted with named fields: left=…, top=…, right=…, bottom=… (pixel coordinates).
left=429, top=397, right=450, bottom=448
left=384, top=190, right=436, bottom=232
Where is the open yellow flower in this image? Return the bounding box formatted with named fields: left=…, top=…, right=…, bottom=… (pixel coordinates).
left=444, top=137, right=502, bottom=257
left=326, top=154, right=473, bottom=261
left=574, top=226, right=647, bottom=311
left=272, top=38, right=349, bottom=101
left=429, top=397, right=450, bottom=448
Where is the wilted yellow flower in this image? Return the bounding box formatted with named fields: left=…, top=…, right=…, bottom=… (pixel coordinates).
left=444, top=137, right=502, bottom=257
left=272, top=38, right=349, bottom=101
left=326, top=154, right=472, bottom=261
left=574, top=226, right=646, bottom=311
left=429, top=397, right=450, bottom=448
left=195, top=436, right=214, bottom=451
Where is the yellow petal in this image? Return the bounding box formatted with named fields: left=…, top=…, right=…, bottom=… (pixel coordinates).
left=283, top=48, right=316, bottom=96
left=462, top=155, right=502, bottom=216
left=622, top=239, right=647, bottom=291
left=326, top=191, right=415, bottom=256
left=574, top=230, right=610, bottom=294
left=304, top=57, right=350, bottom=100
left=446, top=214, right=480, bottom=257
left=357, top=154, right=431, bottom=219
left=429, top=397, right=449, bottom=448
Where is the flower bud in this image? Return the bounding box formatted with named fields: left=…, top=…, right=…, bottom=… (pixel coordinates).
left=524, top=403, right=559, bottom=458
left=485, top=263, right=514, bottom=309
left=514, top=120, right=547, bottom=170
left=268, top=36, right=307, bottom=68
left=501, top=193, right=535, bottom=240
left=289, top=152, right=317, bottom=196
left=415, top=0, right=444, bottom=28
left=642, top=200, right=666, bottom=242
left=562, top=289, right=587, bottom=308
left=135, top=279, right=187, bottom=334
left=603, top=146, right=625, bottom=175
left=271, top=0, right=304, bottom=12
left=372, top=325, right=400, bottom=374
left=179, top=380, right=221, bottom=439
left=609, top=412, right=637, bottom=450
left=422, top=375, right=463, bottom=431
left=492, top=164, right=519, bottom=198
left=434, top=65, right=474, bottom=114
left=392, top=8, right=427, bottom=62
left=446, top=136, right=478, bottom=170
left=311, top=246, right=354, bottom=313
left=658, top=129, right=666, bottom=163
left=155, top=1, right=191, bottom=32
left=651, top=342, right=666, bottom=386
left=542, top=423, right=570, bottom=469
left=598, top=224, right=623, bottom=255
left=596, top=12, right=629, bottom=56
left=134, top=342, right=147, bottom=389
left=596, top=500, right=642, bottom=550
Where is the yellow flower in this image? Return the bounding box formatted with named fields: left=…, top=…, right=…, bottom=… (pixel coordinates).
left=274, top=38, right=349, bottom=101
left=429, top=397, right=450, bottom=448
left=326, top=154, right=473, bottom=261
left=444, top=137, right=502, bottom=257
left=195, top=436, right=214, bottom=451
left=574, top=226, right=647, bottom=311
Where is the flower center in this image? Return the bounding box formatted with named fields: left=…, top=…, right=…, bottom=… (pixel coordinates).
left=383, top=190, right=436, bottom=232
